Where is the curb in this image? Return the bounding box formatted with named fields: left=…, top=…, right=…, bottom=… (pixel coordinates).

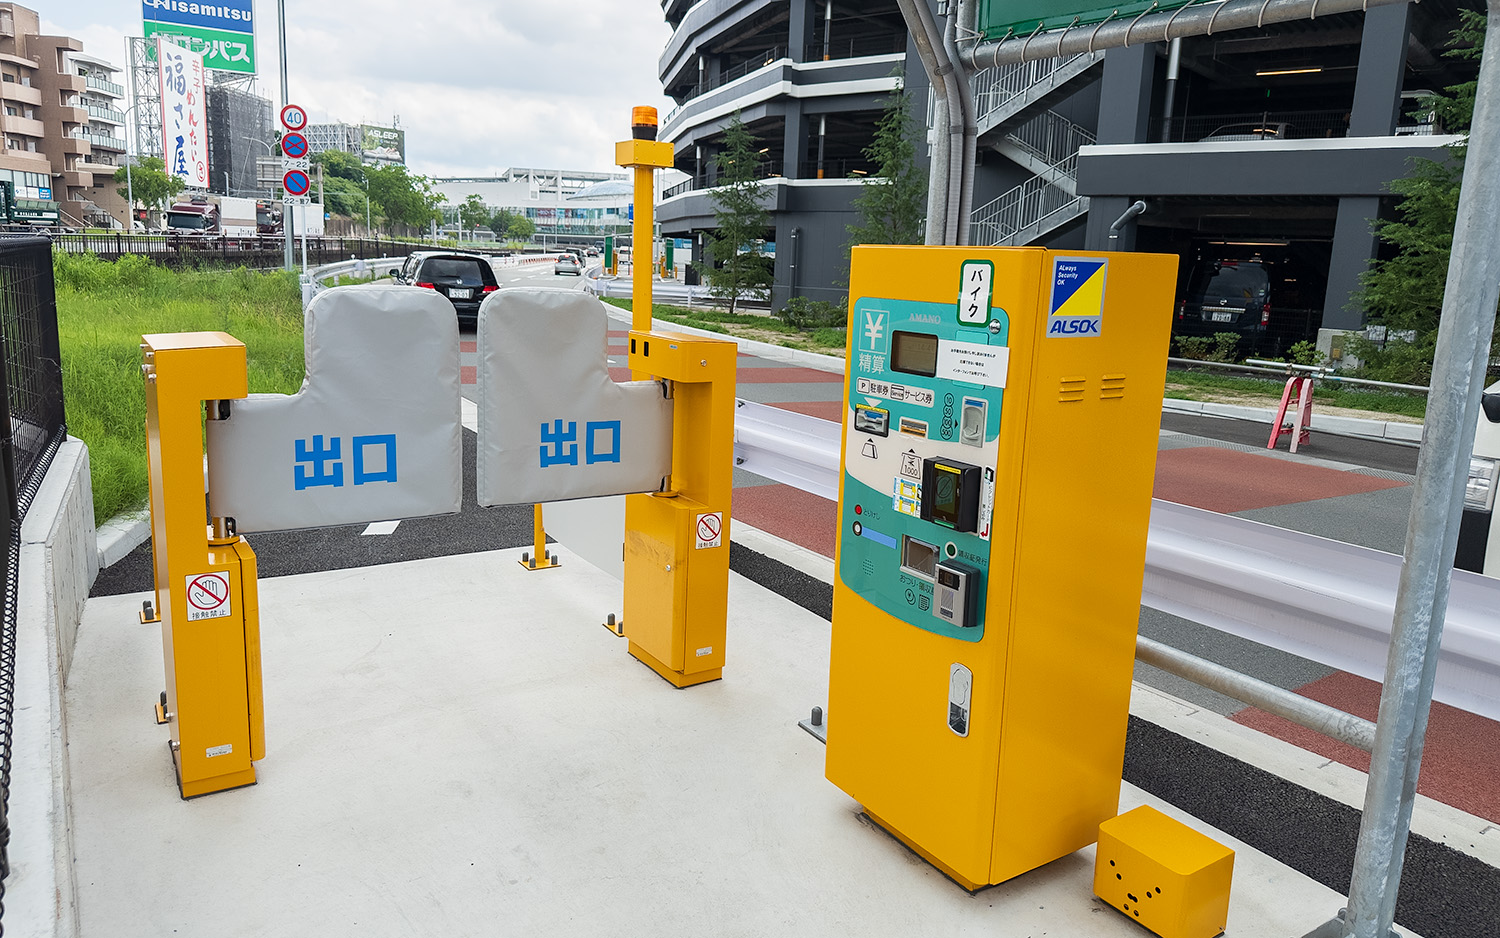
left=601, top=305, right=846, bottom=375
left=1163, top=398, right=1424, bottom=444
left=96, top=511, right=151, bottom=569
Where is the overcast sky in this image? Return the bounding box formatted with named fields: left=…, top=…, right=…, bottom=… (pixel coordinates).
left=44, top=0, right=678, bottom=178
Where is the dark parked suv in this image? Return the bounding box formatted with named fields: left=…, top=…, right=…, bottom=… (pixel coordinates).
left=390, top=251, right=498, bottom=327
left=1173, top=252, right=1326, bottom=356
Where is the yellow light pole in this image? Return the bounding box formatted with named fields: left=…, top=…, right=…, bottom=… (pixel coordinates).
left=614, top=106, right=739, bottom=687
left=618, top=107, right=674, bottom=339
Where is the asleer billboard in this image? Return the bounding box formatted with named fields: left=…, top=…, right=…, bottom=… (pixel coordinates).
left=143, top=0, right=256, bottom=75
left=361, top=125, right=406, bottom=165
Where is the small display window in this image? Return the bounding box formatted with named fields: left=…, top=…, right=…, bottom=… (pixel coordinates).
left=891, top=331, right=939, bottom=378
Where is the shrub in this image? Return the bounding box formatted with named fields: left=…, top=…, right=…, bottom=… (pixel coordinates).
left=776, top=296, right=847, bottom=330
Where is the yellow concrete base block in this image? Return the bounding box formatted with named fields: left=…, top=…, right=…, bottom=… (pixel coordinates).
left=628, top=641, right=722, bottom=688
left=1094, top=805, right=1234, bottom=938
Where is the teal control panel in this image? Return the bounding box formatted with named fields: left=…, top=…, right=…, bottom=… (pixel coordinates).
left=838, top=295, right=1011, bottom=641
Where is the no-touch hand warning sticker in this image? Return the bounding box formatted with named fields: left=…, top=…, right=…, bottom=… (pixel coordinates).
left=695, top=512, right=723, bottom=549
left=185, top=572, right=232, bottom=621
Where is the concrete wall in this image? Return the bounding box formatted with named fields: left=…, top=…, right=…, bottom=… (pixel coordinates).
left=8, top=438, right=97, bottom=938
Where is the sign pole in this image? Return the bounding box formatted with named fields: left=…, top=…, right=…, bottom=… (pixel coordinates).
left=1316, top=7, right=1500, bottom=937
left=277, top=0, right=292, bottom=272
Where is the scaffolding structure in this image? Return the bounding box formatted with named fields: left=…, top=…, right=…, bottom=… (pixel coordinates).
left=127, top=37, right=162, bottom=161
left=207, top=81, right=272, bottom=196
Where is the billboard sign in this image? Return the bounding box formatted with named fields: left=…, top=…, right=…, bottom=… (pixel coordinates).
left=157, top=39, right=209, bottom=189
left=977, top=0, right=1192, bottom=36
left=143, top=0, right=255, bottom=74
left=360, top=125, right=406, bottom=165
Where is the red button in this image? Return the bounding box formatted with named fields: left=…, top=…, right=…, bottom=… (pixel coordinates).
left=854, top=504, right=862, bottom=515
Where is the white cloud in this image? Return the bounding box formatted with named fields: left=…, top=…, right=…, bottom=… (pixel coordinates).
left=42, top=0, right=677, bottom=177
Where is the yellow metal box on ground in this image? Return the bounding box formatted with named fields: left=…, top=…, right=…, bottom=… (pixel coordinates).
left=825, top=246, right=1177, bottom=889
left=1094, top=806, right=1234, bottom=938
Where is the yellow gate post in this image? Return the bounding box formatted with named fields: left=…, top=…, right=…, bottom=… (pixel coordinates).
left=616, top=107, right=738, bottom=687
left=520, top=503, right=560, bottom=570
left=142, top=332, right=265, bottom=798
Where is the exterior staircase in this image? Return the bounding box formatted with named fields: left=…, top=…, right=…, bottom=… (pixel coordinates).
left=967, top=52, right=1104, bottom=246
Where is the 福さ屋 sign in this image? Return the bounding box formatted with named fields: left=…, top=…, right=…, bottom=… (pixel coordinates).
left=157, top=39, right=208, bottom=189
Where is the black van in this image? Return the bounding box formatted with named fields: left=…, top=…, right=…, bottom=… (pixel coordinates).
left=1174, top=250, right=1327, bottom=356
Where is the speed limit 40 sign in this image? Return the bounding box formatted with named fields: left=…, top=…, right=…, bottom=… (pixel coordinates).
left=280, top=104, right=307, bottom=132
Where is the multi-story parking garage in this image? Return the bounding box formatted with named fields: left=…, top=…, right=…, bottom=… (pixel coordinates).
left=658, top=0, right=1479, bottom=349
left=656, top=0, right=912, bottom=309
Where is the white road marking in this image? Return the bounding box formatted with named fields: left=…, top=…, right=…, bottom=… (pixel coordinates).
left=361, top=520, right=401, bottom=536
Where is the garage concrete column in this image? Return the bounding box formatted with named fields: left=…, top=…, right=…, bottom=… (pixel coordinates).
left=783, top=102, right=808, bottom=179
left=1323, top=196, right=1382, bottom=331
left=789, top=0, right=818, bottom=62
left=1349, top=3, right=1413, bottom=136
left=1085, top=44, right=1155, bottom=250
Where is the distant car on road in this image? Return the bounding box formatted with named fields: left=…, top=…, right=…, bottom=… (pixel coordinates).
left=390, top=251, right=499, bottom=327
left=554, top=254, right=582, bottom=276
left=1458, top=380, right=1500, bottom=578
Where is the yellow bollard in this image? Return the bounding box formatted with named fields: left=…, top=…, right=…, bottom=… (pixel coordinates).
left=142, top=332, right=264, bottom=798
left=519, top=503, right=561, bottom=571
left=616, top=106, right=738, bottom=687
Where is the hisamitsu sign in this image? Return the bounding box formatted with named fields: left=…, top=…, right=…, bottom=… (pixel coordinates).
left=143, top=0, right=256, bottom=74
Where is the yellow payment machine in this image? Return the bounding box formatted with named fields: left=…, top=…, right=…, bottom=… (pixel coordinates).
left=825, top=246, right=1176, bottom=889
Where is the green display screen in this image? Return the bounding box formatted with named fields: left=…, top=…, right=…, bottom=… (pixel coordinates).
left=892, top=331, right=939, bottom=378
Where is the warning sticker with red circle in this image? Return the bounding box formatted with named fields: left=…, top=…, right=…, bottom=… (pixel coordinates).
left=695, top=512, right=723, bottom=550
left=185, top=572, right=232, bottom=621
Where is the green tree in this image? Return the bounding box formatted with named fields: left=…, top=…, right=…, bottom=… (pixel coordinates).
left=846, top=76, right=925, bottom=249
left=365, top=163, right=440, bottom=230
left=1352, top=10, right=1494, bottom=384
left=506, top=214, right=536, bottom=241
left=459, top=194, right=489, bottom=232
left=321, top=175, right=370, bottom=219
left=115, top=156, right=184, bottom=215
left=311, top=149, right=366, bottom=185
left=489, top=208, right=516, bottom=238
left=699, top=115, right=773, bottom=316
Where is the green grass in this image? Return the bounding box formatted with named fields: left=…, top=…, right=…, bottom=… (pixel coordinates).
left=55, top=252, right=308, bottom=522
left=601, top=297, right=847, bottom=352
left=1165, top=368, right=1428, bottom=419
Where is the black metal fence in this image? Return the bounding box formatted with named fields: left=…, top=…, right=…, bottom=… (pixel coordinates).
left=49, top=232, right=476, bottom=270
left=0, top=236, right=67, bottom=931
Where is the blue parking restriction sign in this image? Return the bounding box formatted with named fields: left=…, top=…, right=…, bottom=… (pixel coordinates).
left=283, top=170, right=311, bottom=197
left=281, top=132, right=308, bottom=159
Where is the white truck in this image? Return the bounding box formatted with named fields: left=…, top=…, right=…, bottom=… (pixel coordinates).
left=1458, top=379, right=1500, bottom=577
left=289, top=202, right=325, bottom=237
left=219, top=196, right=258, bottom=237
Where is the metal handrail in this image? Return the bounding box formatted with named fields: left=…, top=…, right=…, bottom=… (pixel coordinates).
left=970, top=158, right=1086, bottom=245
left=971, top=51, right=1104, bottom=130
left=1003, top=109, right=1096, bottom=169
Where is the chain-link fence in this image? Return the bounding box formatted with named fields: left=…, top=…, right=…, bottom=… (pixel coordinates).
left=0, top=236, right=67, bottom=933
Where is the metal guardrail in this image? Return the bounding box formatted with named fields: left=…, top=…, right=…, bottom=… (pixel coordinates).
left=730, top=400, right=1500, bottom=727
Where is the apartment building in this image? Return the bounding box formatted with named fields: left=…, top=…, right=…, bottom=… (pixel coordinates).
left=0, top=3, right=127, bottom=229
left=660, top=0, right=1478, bottom=344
